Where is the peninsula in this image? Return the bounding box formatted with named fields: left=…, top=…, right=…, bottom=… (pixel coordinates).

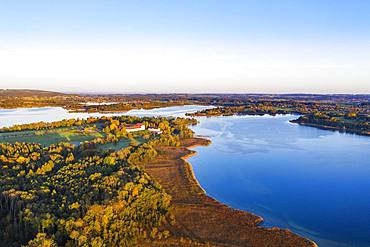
left=0, top=112, right=315, bottom=246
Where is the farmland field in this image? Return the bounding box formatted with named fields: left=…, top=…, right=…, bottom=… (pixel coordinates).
left=0, top=126, right=104, bottom=146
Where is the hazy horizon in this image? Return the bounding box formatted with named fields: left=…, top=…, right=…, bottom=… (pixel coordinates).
left=1, top=0, right=369, bottom=93
left=2, top=87, right=370, bottom=95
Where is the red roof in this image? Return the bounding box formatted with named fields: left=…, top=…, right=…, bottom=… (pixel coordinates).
left=125, top=123, right=144, bottom=129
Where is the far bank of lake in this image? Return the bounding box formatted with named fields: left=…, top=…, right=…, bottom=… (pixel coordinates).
left=0, top=106, right=369, bottom=246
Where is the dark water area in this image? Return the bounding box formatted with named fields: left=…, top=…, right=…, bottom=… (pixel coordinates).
left=189, top=115, right=370, bottom=247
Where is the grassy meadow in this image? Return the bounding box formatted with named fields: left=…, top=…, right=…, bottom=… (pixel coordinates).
left=0, top=126, right=104, bottom=146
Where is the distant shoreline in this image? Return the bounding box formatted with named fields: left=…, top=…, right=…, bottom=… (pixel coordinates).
left=291, top=120, right=370, bottom=137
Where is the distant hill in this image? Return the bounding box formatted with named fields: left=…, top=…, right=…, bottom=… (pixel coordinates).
left=0, top=89, right=65, bottom=97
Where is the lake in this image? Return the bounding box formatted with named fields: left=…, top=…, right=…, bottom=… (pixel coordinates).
left=0, top=105, right=210, bottom=128
left=0, top=107, right=369, bottom=247
left=189, top=115, right=370, bottom=247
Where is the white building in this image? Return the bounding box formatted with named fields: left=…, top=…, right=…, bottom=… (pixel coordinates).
left=124, top=123, right=162, bottom=134
left=148, top=128, right=163, bottom=134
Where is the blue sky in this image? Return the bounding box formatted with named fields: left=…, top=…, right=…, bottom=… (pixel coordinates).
left=0, top=0, right=369, bottom=93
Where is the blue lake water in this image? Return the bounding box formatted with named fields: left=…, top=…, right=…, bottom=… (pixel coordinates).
left=189, top=115, right=370, bottom=247
left=0, top=106, right=369, bottom=246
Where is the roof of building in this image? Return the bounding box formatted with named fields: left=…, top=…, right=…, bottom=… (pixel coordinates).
left=125, top=123, right=144, bottom=129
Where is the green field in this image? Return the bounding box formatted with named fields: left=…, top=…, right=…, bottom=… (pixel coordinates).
left=0, top=127, right=104, bottom=146
left=0, top=125, right=151, bottom=152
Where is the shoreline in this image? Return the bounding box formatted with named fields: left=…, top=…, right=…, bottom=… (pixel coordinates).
left=184, top=138, right=265, bottom=227
left=291, top=120, right=370, bottom=137
left=183, top=138, right=318, bottom=247
left=191, top=112, right=369, bottom=138
left=179, top=138, right=214, bottom=195
left=142, top=137, right=317, bottom=247
left=180, top=150, right=207, bottom=195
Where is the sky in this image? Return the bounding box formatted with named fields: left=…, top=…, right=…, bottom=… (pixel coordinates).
left=0, top=0, right=369, bottom=94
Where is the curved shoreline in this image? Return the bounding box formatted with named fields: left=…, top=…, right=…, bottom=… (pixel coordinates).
left=181, top=139, right=265, bottom=226
left=179, top=140, right=212, bottom=195
left=183, top=140, right=265, bottom=228
left=291, top=120, right=370, bottom=137
left=143, top=137, right=317, bottom=246
left=182, top=138, right=318, bottom=247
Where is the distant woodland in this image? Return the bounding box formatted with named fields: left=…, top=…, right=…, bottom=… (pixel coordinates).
left=0, top=89, right=368, bottom=135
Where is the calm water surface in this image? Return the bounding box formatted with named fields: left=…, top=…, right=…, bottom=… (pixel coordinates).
left=1, top=107, right=369, bottom=247
left=189, top=115, right=370, bottom=247
left=0, top=105, right=210, bottom=128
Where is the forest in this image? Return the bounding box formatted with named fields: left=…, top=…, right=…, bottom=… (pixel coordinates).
left=0, top=115, right=195, bottom=246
